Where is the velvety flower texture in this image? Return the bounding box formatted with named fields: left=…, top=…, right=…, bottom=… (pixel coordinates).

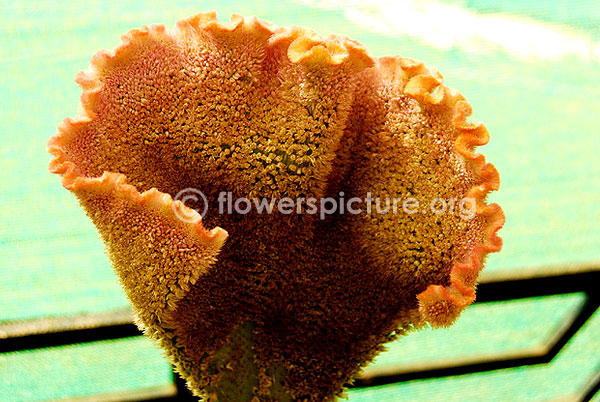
left=48, top=12, right=504, bottom=401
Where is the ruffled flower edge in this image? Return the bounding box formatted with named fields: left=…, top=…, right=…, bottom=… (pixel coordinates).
left=379, top=55, right=505, bottom=327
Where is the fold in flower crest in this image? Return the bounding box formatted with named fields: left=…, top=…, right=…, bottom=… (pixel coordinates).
left=48, top=11, right=504, bottom=401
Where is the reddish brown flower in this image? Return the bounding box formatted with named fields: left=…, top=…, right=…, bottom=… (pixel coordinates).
left=48, top=12, right=503, bottom=401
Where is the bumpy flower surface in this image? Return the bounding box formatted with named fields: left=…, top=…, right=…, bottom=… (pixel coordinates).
left=48, top=12, right=504, bottom=401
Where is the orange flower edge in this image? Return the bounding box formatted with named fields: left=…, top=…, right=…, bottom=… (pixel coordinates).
left=48, top=12, right=503, bottom=401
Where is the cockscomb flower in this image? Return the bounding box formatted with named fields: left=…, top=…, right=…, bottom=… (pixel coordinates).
left=48, top=12, right=504, bottom=401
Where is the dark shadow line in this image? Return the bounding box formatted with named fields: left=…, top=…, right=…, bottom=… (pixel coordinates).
left=545, top=292, right=599, bottom=362
left=0, top=323, right=142, bottom=353
left=475, top=271, right=600, bottom=303
left=581, top=370, right=600, bottom=402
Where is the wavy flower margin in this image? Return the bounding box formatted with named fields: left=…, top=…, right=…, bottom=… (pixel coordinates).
left=400, top=64, right=505, bottom=328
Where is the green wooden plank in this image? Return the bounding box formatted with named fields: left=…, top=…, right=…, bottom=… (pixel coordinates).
left=348, top=306, right=600, bottom=401
left=0, top=337, right=175, bottom=402
left=359, top=293, right=586, bottom=379
left=0, top=236, right=128, bottom=323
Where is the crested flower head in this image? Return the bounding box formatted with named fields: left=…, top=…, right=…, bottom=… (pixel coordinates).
left=48, top=11, right=503, bottom=401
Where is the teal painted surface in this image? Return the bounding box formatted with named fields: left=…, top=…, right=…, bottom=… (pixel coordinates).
left=362, top=293, right=586, bottom=376
left=348, top=307, right=600, bottom=401
left=0, top=337, right=173, bottom=402
left=0, top=235, right=128, bottom=322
